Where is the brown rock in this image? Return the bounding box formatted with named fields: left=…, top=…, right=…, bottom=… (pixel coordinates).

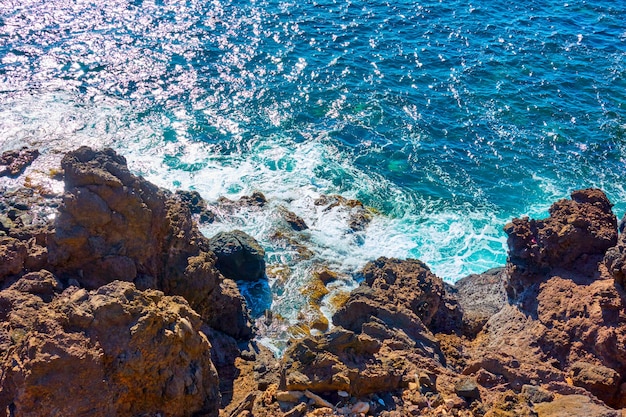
left=284, top=402, right=307, bottom=417
left=314, top=194, right=373, bottom=232
left=281, top=207, right=308, bottom=231
left=0, top=147, right=39, bottom=177
left=521, top=385, right=554, bottom=404
left=7, top=270, right=62, bottom=302
left=334, top=257, right=444, bottom=331
left=0, top=237, right=28, bottom=283
left=45, top=147, right=253, bottom=340
left=504, top=188, right=617, bottom=298
left=533, top=394, right=619, bottom=417
left=455, top=377, right=481, bottom=401
left=0, top=280, right=220, bottom=417
left=569, top=361, right=620, bottom=406
left=281, top=258, right=451, bottom=398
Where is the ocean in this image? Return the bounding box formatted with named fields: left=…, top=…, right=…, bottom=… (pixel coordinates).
left=1, top=0, right=625, bottom=350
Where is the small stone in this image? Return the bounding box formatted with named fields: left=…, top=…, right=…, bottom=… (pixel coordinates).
left=338, top=390, right=349, bottom=398
left=304, top=390, right=334, bottom=409
left=276, top=390, right=305, bottom=403
left=521, top=384, right=554, bottom=404
left=283, top=209, right=308, bottom=231
left=418, top=371, right=437, bottom=391
left=284, top=402, right=307, bottom=417
left=351, top=401, right=370, bottom=414
left=455, top=377, right=480, bottom=401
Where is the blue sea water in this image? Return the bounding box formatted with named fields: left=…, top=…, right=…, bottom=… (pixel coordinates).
left=1, top=0, right=625, bottom=346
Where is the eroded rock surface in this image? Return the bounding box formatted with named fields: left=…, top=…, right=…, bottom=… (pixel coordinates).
left=43, top=146, right=253, bottom=340
left=0, top=278, right=220, bottom=417
left=281, top=258, right=452, bottom=398
left=0, top=147, right=39, bottom=178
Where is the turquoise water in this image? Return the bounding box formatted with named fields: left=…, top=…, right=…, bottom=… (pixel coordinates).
left=1, top=0, right=625, bottom=334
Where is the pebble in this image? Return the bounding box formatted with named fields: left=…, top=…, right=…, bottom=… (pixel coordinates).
left=352, top=401, right=369, bottom=414
left=276, top=390, right=305, bottom=403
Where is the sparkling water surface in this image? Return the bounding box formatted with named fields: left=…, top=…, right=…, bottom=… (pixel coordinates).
left=1, top=0, right=625, bottom=349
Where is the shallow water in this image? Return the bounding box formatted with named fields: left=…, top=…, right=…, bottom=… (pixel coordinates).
left=1, top=0, right=625, bottom=351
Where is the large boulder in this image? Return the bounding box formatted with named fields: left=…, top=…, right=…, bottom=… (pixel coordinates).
left=46, top=147, right=253, bottom=340
left=461, top=189, right=626, bottom=409
left=281, top=258, right=450, bottom=397
left=504, top=188, right=617, bottom=298
left=450, top=267, right=507, bottom=336
left=49, top=146, right=186, bottom=286
left=209, top=230, right=266, bottom=282
left=334, top=257, right=445, bottom=331
left=0, top=278, right=220, bottom=417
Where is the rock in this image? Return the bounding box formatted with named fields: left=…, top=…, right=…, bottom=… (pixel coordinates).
left=304, top=390, right=334, bottom=408
left=176, top=189, right=215, bottom=223
left=276, top=391, right=305, bottom=403
left=209, top=230, right=266, bottom=282
left=603, top=227, right=626, bottom=289
left=533, top=394, right=620, bottom=417
left=569, top=361, right=620, bottom=406
left=0, top=280, right=220, bottom=417
left=0, top=147, right=39, bottom=177
left=45, top=147, right=253, bottom=340
left=7, top=270, right=62, bottom=302
left=504, top=188, right=617, bottom=298
left=314, top=194, right=373, bottom=232
left=452, top=267, right=507, bottom=336
left=0, top=237, right=28, bottom=283
left=334, top=257, right=444, bottom=331
left=217, top=191, right=267, bottom=211
left=284, top=402, right=307, bottom=417
left=351, top=401, right=370, bottom=414
left=281, top=258, right=450, bottom=398
left=455, top=377, right=480, bottom=401
left=281, top=327, right=384, bottom=395
left=521, top=385, right=554, bottom=404
left=281, top=207, right=308, bottom=231
left=228, top=392, right=256, bottom=417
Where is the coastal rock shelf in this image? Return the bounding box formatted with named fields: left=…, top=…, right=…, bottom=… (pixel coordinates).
left=1, top=147, right=625, bottom=417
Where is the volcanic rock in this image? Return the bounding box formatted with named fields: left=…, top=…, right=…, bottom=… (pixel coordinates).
left=0, top=279, right=220, bottom=417
left=335, top=257, right=445, bottom=331
left=504, top=188, right=617, bottom=298
left=281, top=258, right=452, bottom=397
left=0, top=147, right=39, bottom=177
left=209, top=230, right=266, bottom=282
left=461, top=189, right=626, bottom=410
left=44, top=146, right=253, bottom=340
left=449, top=267, right=507, bottom=336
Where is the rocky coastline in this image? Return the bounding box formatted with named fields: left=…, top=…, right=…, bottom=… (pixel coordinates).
left=1, top=146, right=625, bottom=417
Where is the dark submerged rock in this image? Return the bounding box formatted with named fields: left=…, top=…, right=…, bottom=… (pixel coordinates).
left=209, top=230, right=266, bottom=282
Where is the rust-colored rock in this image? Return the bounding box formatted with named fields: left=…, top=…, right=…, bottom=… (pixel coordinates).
left=281, top=258, right=451, bottom=397
left=335, top=257, right=445, bottom=331
left=0, top=148, right=39, bottom=177
left=504, top=188, right=617, bottom=298
left=45, top=146, right=252, bottom=340
left=0, top=279, right=220, bottom=417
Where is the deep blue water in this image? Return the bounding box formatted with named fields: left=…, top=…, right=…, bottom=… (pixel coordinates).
left=1, top=0, right=625, bottom=347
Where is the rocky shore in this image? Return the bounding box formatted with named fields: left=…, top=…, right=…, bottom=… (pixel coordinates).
left=1, top=146, right=625, bottom=417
